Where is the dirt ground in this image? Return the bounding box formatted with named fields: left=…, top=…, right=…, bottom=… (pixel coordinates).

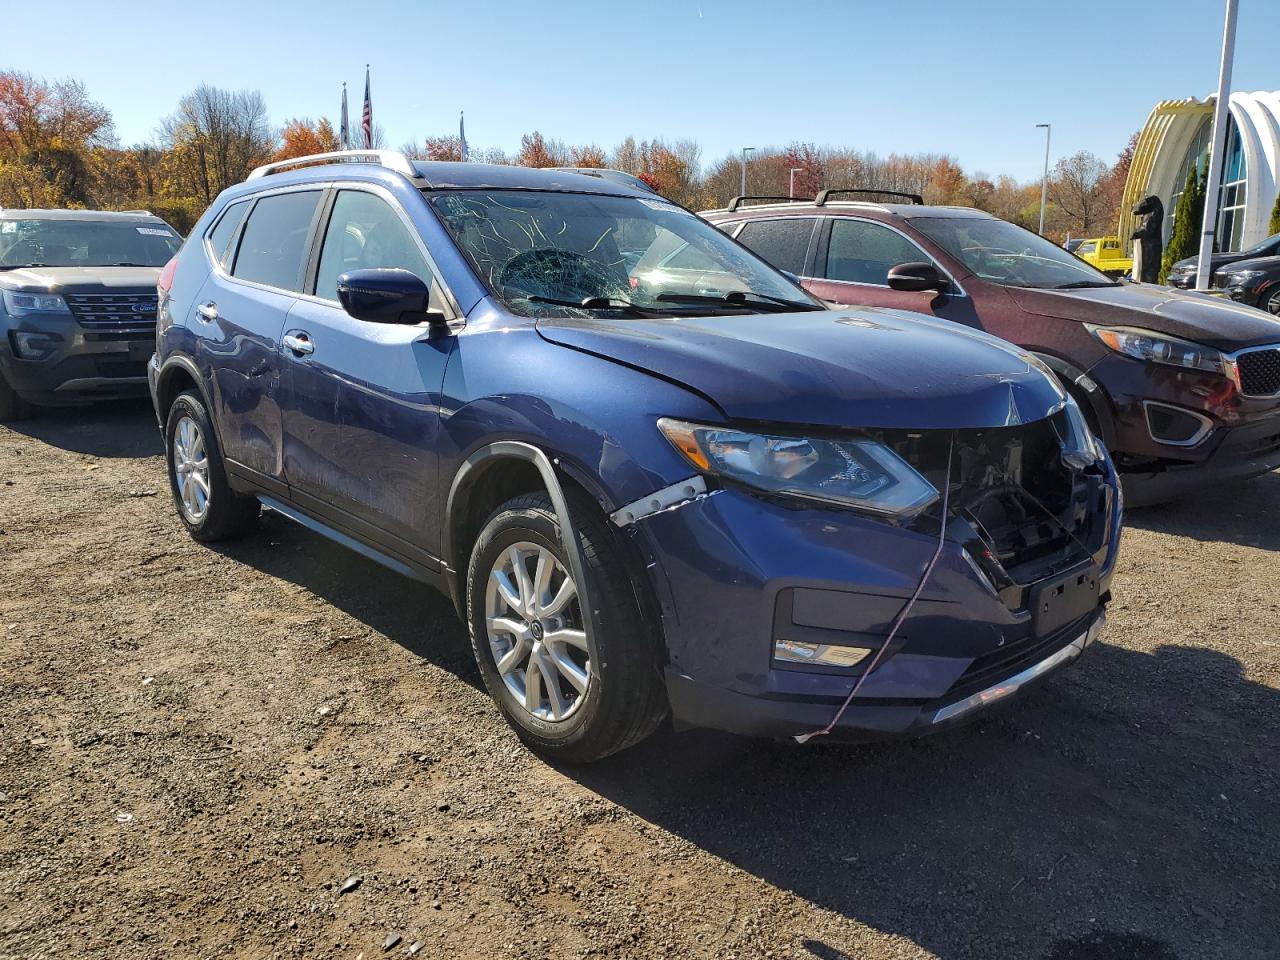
left=0, top=401, right=1276, bottom=960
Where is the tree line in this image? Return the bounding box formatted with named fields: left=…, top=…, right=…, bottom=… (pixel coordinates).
left=1, top=70, right=1133, bottom=240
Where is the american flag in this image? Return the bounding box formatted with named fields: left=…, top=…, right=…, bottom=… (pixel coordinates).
left=361, top=66, right=372, bottom=149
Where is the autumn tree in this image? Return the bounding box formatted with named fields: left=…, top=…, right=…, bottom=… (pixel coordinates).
left=783, top=142, right=823, bottom=199
left=569, top=144, right=606, bottom=168
left=1049, top=151, right=1112, bottom=236
left=161, top=84, right=272, bottom=205
left=274, top=117, right=338, bottom=160
left=516, top=131, right=566, bottom=168
left=0, top=70, right=113, bottom=207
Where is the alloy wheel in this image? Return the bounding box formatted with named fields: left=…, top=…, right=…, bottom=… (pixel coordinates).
left=172, top=415, right=211, bottom=523
left=1267, top=288, right=1280, bottom=316
left=484, top=541, right=591, bottom=722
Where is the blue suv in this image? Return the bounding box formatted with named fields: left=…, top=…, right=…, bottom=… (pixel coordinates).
left=151, top=151, right=1121, bottom=762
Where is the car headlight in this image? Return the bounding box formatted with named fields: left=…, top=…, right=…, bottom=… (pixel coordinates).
left=1225, top=270, right=1266, bottom=286
left=2, top=289, right=71, bottom=316
left=1085, top=324, right=1226, bottom=376
left=657, top=418, right=939, bottom=517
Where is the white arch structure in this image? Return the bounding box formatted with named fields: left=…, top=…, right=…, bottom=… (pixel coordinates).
left=1119, top=90, right=1280, bottom=253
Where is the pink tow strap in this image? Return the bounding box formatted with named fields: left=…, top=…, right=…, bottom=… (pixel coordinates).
left=794, top=435, right=955, bottom=745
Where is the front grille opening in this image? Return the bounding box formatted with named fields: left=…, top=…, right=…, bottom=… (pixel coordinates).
left=1237, top=348, right=1280, bottom=397
left=875, top=416, right=1110, bottom=604
left=64, top=292, right=158, bottom=330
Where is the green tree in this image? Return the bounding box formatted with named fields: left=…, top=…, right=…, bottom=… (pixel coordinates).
left=1160, top=165, right=1208, bottom=283
left=1270, top=192, right=1280, bottom=236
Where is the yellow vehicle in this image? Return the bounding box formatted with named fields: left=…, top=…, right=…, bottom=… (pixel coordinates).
left=1074, top=236, right=1133, bottom=278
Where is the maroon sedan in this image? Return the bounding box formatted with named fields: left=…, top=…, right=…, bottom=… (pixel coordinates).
left=703, top=192, right=1280, bottom=505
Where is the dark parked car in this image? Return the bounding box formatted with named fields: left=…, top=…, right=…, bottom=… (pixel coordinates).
left=1166, top=231, right=1280, bottom=289
left=704, top=193, right=1280, bottom=505
left=151, top=153, right=1119, bottom=761
left=0, top=209, right=182, bottom=420
left=1214, top=256, right=1280, bottom=315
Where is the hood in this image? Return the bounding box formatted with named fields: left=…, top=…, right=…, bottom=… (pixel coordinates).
left=536, top=307, right=1067, bottom=430
left=1171, top=252, right=1243, bottom=272
left=1002, top=282, right=1280, bottom=350
left=0, top=265, right=161, bottom=294
left=1216, top=255, right=1280, bottom=275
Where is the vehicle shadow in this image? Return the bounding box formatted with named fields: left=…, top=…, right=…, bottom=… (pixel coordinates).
left=566, top=641, right=1279, bottom=959
left=4, top=399, right=163, bottom=458
left=1124, top=469, right=1280, bottom=551
left=209, top=509, right=482, bottom=691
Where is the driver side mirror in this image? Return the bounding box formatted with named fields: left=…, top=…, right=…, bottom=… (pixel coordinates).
left=886, top=262, right=948, bottom=294
left=336, top=268, right=447, bottom=326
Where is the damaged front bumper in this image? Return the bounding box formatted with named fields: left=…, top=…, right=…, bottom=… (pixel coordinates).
left=620, top=431, right=1122, bottom=742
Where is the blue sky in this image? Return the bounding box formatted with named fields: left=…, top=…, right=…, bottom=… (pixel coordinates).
left=7, top=0, right=1276, bottom=181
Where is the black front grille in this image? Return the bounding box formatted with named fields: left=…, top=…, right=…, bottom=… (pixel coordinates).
left=943, top=611, right=1092, bottom=702
left=64, top=292, right=157, bottom=330
left=1237, top=348, right=1280, bottom=397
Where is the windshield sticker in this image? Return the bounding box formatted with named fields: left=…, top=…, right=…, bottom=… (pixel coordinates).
left=637, top=197, right=689, bottom=214
left=0, top=222, right=15, bottom=233
left=136, top=227, right=172, bottom=237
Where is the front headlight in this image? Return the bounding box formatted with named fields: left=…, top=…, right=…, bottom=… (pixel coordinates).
left=1085, top=324, right=1226, bottom=376
left=1, top=289, right=71, bottom=316
left=657, top=418, right=939, bottom=517
left=1226, top=270, right=1266, bottom=286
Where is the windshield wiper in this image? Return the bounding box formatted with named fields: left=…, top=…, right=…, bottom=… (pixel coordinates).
left=524, top=294, right=667, bottom=318
left=0, top=264, right=49, bottom=270
left=1054, top=280, right=1120, bottom=289
left=654, top=290, right=822, bottom=313
left=105, top=262, right=152, bottom=267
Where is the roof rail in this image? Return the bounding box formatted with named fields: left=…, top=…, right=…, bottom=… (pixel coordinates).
left=121, top=209, right=153, bottom=216
left=247, top=149, right=418, bottom=181
left=814, top=188, right=923, bottom=206
left=726, top=195, right=813, bottom=212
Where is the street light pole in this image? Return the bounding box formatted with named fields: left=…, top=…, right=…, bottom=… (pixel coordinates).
left=789, top=167, right=803, bottom=199
left=1036, top=123, right=1051, bottom=236
left=740, top=147, right=755, bottom=197
left=1195, top=0, right=1239, bottom=290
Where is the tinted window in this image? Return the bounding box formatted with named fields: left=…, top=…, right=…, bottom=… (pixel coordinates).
left=206, top=201, right=249, bottom=270
left=826, top=219, right=927, bottom=285
left=314, top=190, right=444, bottom=311
left=713, top=220, right=741, bottom=235
left=735, top=219, right=813, bottom=275
left=1077, top=241, right=1097, bottom=254
left=0, top=218, right=179, bottom=268
left=232, top=191, right=321, bottom=291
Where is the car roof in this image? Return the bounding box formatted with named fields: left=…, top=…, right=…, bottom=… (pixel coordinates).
left=0, top=208, right=167, bottom=223
left=237, top=157, right=656, bottom=200
left=700, top=201, right=995, bottom=221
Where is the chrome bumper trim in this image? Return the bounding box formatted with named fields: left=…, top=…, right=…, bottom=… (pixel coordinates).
left=931, top=614, right=1105, bottom=725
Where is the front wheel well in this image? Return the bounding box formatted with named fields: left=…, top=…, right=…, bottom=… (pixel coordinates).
left=155, top=363, right=200, bottom=418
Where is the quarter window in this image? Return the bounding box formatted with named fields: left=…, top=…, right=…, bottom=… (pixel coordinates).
left=206, top=200, right=249, bottom=270
left=314, top=190, right=443, bottom=310
left=231, top=191, right=322, bottom=292
left=735, top=219, right=814, bottom=275
left=826, top=219, right=929, bottom=286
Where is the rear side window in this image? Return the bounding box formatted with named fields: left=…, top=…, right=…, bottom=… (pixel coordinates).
left=1077, top=241, right=1097, bottom=254
left=826, top=219, right=929, bottom=286
left=231, top=191, right=322, bottom=291
left=206, top=200, right=249, bottom=270
left=736, top=219, right=814, bottom=275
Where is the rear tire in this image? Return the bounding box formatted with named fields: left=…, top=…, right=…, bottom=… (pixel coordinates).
left=0, top=371, right=32, bottom=422
left=164, top=389, right=259, bottom=542
left=466, top=489, right=668, bottom=763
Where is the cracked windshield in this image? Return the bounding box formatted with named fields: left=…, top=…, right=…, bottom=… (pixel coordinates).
left=429, top=190, right=819, bottom=316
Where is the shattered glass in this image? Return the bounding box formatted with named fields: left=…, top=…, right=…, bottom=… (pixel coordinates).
left=429, top=191, right=815, bottom=317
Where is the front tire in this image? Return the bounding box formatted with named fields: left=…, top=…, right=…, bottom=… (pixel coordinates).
left=1265, top=286, right=1280, bottom=316
left=466, top=490, right=667, bottom=763
left=164, top=389, right=259, bottom=541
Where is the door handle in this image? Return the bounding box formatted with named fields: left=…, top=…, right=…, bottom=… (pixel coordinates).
left=282, top=332, right=314, bottom=356
left=195, top=301, right=218, bottom=322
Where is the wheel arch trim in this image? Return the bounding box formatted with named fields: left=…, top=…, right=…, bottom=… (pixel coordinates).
left=1031, top=350, right=1118, bottom=450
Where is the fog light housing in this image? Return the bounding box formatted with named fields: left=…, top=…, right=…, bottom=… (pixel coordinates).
left=9, top=330, right=62, bottom=361
left=773, top=638, right=873, bottom=668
